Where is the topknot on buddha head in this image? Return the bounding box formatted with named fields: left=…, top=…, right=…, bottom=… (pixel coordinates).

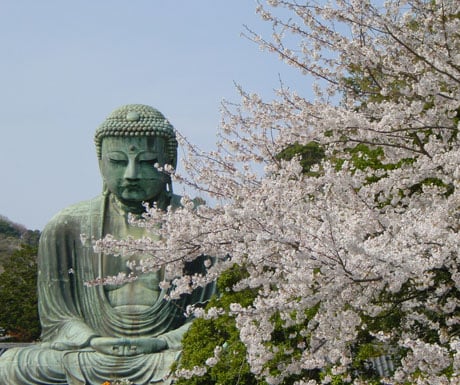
left=95, top=104, right=178, bottom=168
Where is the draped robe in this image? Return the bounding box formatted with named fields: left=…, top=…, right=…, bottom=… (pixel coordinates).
left=0, top=193, right=215, bottom=385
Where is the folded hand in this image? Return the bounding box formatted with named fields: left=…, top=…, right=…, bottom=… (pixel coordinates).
left=89, top=337, right=168, bottom=356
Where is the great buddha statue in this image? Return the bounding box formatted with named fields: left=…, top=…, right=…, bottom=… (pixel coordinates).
left=0, top=104, right=215, bottom=385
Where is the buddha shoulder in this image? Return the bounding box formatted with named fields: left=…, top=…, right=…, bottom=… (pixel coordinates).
left=41, top=196, right=104, bottom=236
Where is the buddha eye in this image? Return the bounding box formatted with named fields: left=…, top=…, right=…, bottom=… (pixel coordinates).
left=109, top=158, right=128, bottom=165
left=140, top=158, right=158, bottom=166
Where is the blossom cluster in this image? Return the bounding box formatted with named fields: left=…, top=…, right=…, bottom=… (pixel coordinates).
left=95, top=1, right=460, bottom=383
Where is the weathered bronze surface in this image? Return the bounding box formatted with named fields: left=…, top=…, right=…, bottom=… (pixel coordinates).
left=0, top=105, right=214, bottom=385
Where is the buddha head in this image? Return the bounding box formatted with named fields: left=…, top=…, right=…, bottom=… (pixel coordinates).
left=95, top=104, right=178, bottom=207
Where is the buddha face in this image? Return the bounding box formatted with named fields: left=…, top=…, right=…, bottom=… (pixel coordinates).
left=99, top=136, right=168, bottom=204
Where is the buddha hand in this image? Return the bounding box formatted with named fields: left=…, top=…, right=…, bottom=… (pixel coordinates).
left=42, top=340, right=92, bottom=351
left=90, top=337, right=168, bottom=356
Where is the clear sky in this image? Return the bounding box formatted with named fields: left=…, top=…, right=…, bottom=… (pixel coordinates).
left=0, top=0, right=306, bottom=230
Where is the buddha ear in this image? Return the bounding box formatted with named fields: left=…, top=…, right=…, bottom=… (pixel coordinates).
left=101, top=181, right=109, bottom=195
left=98, top=159, right=108, bottom=192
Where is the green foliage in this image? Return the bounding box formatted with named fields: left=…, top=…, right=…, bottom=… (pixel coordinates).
left=408, top=177, right=455, bottom=198
left=21, top=229, right=41, bottom=247
left=350, top=342, right=393, bottom=384
left=349, top=266, right=460, bottom=383
left=346, top=144, right=405, bottom=172
left=0, top=244, right=41, bottom=341
left=264, top=306, right=321, bottom=384
left=178, top=267, right=321, bottom=385
left=0, top=217, right=22, bottom=238
left=343, top=62, right=411, bottom=107
left=175, top=264, right=262, bottom=385
left=373, top=267, right=459, bottom=344
left=276, top=141, right=325, bottom=176
left=332, top=143, right=414, bottom=178
left=0, top=215, right=40, bottom=270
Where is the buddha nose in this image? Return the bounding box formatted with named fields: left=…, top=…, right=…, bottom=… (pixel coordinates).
left=124, top=160, right=139, bottom=180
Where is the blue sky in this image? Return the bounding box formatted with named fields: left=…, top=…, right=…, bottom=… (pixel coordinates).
left=0, top=1, right=307, bottom=230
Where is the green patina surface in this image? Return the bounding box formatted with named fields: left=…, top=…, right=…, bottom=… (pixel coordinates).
left=0, top=105, right=215, bottom=385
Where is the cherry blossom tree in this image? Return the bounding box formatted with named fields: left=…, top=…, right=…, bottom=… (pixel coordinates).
left=96, top=1, right=459, bottom=383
